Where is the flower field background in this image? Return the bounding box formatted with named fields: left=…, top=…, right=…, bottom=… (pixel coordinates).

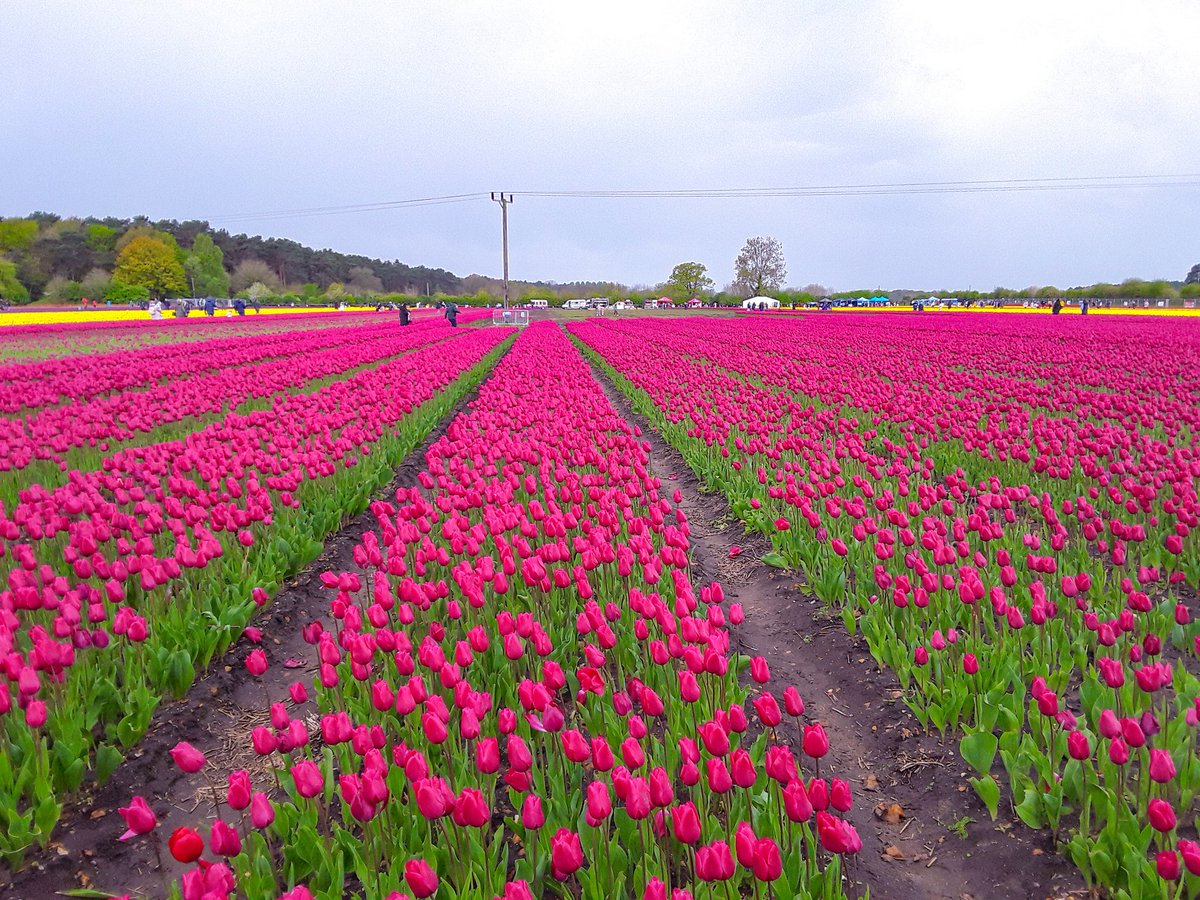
left=0, top=310, right=1196, bottom=899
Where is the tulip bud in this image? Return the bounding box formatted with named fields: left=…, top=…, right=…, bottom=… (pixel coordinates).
left=168, top=826, right=204, bottom=862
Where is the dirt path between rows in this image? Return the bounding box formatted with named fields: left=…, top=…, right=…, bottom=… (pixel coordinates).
left=578, top=345, right=1086, bottom=900
left=4, top=372, right=494, bottom=900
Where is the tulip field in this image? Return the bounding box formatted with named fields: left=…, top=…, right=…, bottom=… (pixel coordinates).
left=1, top=310, right=1197, bottom=899
left=571, top=313, right=1200, bottom=895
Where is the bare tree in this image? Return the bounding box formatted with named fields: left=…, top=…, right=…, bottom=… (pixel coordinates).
left=230, top=258, right=281, bottom=294
left=733, top=237, right=787, bottom=296
left=801, top=283, right=829, bottom=297
left=347, top=265, right=384, bottom=295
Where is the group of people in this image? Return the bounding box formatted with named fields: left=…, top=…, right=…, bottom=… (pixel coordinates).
left=146, top=296, right=258, bottom=320
left=1050, top=298, right=1089, bottom=315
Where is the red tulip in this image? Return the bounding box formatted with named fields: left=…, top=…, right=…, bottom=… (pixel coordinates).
left=168, top=826, right=204, bottom=862
left=733, top=820, right=757, bottom=867
left=1066, top=731, right=1091, bottom=761
left=783, top=686, right=805, bottom=716
left=1148, top=749, right=1176, bottom=783
left=1149, top=798, right=1177, bottom=833
left=670, top=801, right=701, bottom=844
left=522, top=794, right=545, bottom=830
left=117, top=796, right=157, bottom=840
left=1157, top=850, right=1180, bottom=881
left=250, top=791, right=275, bottom=828
left=170, top=741, right=206, bottom=774
left=209, top=819, right=241, bottom=857
left=1178, top=840, right=1200, bottom=876
left=802, top=722, right=829, bottom=759
left=753, top=692, right=781, bottom=727
left=404, top=858, right=439, bottom=898
left=586, top=780, right=612, bottom=822
left=245, top=649, right=268, bottom=676
left=452, top=788, right=489, bottom=828
left=752, top=837, right=782, bottom=881
left=783, top=779, right=813, bottom=822
left=695, top=839, right=735, bottom=881
left=291, top=760, right=324, bottom=798
left=816, top=811, right=862, bottom=854
left=549, top=828, right=585, bottom=880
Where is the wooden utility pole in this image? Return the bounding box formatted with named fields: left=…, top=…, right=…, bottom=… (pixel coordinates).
left=490, top=192, right=513, bottom=308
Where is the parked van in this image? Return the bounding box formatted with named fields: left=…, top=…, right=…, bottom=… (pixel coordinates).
left=563, top=299, right=588, bottom=310
left=529, top=299, right=548, bottom=309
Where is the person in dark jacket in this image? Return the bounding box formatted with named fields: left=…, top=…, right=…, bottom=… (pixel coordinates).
left=398, top=302, right=410, bottom=326
left=1052, top=298, right=1062, bottom=315
left=234, top=298, right=246, bottom=316
left=204, top=296, right=216, bottom=317
left=444, top=301, right=458, bottom=327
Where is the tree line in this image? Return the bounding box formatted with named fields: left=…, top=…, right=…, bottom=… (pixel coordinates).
left=1, top=214, right=1194, bottom=307
left=0, top=212, right=461, bottom=305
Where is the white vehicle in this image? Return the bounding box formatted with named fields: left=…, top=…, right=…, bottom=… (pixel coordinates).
left=589, top=298, right=609, bottom=309
left=563, top=298, right=588, bottom=310
left=528, top=299, right=548, bottom=310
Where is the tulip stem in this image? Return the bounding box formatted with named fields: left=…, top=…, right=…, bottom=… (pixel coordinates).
left=148, top=830, right=169, bottom=896
left=203, top=771, right=224, bottom=823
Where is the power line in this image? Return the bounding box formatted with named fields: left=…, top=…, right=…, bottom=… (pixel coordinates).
left=203, top=174, right=1200, bottom=224
left=512, top=173, right=1200, bottom=199
left=211, top=193, right=488, bottom=225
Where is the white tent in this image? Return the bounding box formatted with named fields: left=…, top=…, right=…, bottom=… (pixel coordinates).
left=742, top=296, right=780, bottom=309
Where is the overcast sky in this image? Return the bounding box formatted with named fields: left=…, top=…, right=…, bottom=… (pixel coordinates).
left=2, top=1, right=1197, bottom=290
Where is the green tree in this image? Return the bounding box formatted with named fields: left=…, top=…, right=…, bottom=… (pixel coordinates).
left=183, top=233, right=230, bottom=296
left=0, top=219, right=39, bottom=253
left=104, top=282, right=150, bottom=304
left=666, top=262, right=714, bottom=299
left=0, top=258, right=30, bottom=303
left=733, top=236, right=787, bottom=297
left=1179, top=283, right=1200, bottom=299
left=85, top=224, right=119, bottom=255
left=113, top=235, right=187, bottom=299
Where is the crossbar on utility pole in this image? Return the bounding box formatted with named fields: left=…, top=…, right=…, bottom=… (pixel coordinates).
left=490, top=192, right=513, bottom=309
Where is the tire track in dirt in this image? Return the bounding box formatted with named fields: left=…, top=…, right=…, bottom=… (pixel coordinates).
left=578, top=339, right=1085, bottom=900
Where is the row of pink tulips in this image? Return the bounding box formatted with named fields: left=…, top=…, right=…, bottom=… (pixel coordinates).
left=0, top=315, right=398, bottom=414
left=0, top=319, right=461, bottom=475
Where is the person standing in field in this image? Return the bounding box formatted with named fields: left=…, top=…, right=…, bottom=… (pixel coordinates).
left=148, top=299, right=163, bottom=320
left=1081, top=299, right=1089, bottom=315
left=204, top=296, right=216, bottom=317
left=398, top=302, right=410, bottom=326
left=1052, top=297, right=1063, bottom=315
left=444, top=301, right=458, bottom=328
left=234, top=298, right=246, bottom=316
